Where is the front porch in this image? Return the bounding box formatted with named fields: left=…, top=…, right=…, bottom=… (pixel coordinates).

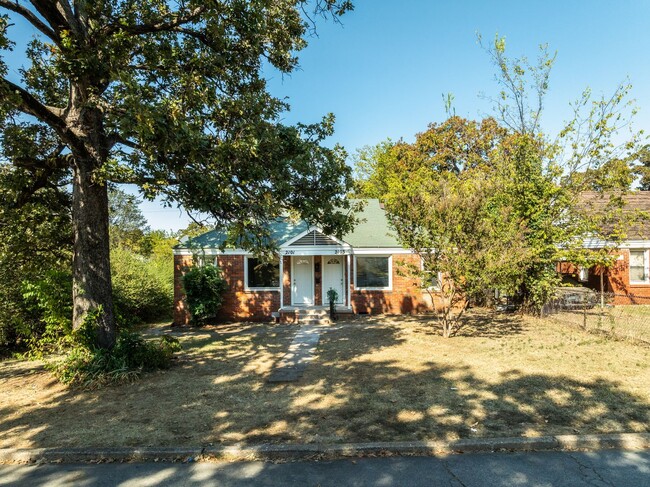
left=278, top=229, right=354, bottom=311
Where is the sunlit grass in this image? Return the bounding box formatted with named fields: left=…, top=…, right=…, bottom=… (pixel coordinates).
left=0, top=314, right=648, bottom=449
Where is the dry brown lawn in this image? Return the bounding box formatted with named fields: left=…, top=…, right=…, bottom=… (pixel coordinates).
left=1, top=312, right=649, bottom=449
left=548, top=305, right=650, bottom=344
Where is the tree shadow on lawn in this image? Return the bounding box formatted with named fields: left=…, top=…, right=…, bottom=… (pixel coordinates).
left=0, top=319, right=648, bottom=450
left=354, top=309, right=526, bottom=339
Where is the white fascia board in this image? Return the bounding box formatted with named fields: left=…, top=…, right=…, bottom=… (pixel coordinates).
left=581, top=238, right=650, bottom=249
left=352, top=248, right=414, bottom=255
left=175, top=246, right=415, bottom=256
left=280, top=245, right=352, bottom=256
left=173, top=248, right=248, bottom=256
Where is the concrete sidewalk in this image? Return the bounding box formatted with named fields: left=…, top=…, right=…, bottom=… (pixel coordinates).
left=1, top=449, right=649, bottom=486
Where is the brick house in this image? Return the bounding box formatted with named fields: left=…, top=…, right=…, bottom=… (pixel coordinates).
left=173, top=200, right=440, bottom=324
left=558, top=191, right=650, bottom=304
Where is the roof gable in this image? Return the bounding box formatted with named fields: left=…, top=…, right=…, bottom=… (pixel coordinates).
left=579, top=191, right=650, bottom=240
left=285, top=229, right=346, bottom=247
left=176, top=199, right=401, bottom=250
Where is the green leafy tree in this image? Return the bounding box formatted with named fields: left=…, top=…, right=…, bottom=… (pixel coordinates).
left=482, top=34, right=641, bottom=308
left=108, top=187, right=150, bottom=253
left=0, top=1, right=355, bottom=349
left=0, top=163, right=71, bottom=352
left=386, top=163, right=530, bottom=337
left=634, top=145, right=650, bottom=190
left=355, top=35, right=641, bottom=312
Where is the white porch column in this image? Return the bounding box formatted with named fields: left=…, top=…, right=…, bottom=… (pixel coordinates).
left=347, top=254, right=352, bottom=308
left=279, top=254, right=284, bottom=310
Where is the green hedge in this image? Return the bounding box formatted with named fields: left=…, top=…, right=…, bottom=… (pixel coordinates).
left=182, top=264, right=228, bottom=325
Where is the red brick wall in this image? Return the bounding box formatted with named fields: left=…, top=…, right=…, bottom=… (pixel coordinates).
left=314, top=255, right=322, bottom=306
left=282, top=256, right=291, bottom=307
left=173, top=254, right=280, bottom=325
left=350, top=253, right=440, bottom=315
left=174, top=252, right=445, bottom=323
left=603, top=250, right=650, bottom=304
left=558, top=250, right=650, bottom=305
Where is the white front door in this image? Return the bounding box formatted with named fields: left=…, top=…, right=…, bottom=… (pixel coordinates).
left=291, top=256, right=314, bottom=305
left=322, top=256, right=344, bottom=305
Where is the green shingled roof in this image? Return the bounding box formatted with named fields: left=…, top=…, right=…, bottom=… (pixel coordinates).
left=177, top=199, right=401, bottom=250
left=344, top=199, right=400, bottom=248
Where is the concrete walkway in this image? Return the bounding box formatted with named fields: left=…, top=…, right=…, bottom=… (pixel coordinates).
left=267, top=323, right=323, bottom=383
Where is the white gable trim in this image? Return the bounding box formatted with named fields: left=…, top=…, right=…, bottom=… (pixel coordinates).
left=279, top=226, right=350, bottom=248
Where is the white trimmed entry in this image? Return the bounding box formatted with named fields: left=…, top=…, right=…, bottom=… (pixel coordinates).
left=322, top=256, right=344, bottom=304
left=291, top=256, right=314, bottom=305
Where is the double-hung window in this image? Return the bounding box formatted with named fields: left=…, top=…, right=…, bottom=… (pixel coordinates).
left=425, top=270, right=442, bottom=290
left=195, top=255, right=217, bottom=267
left=355, top=256, right=391, bottom=290
left=629, top=250, right=649, bottom=284
left=245, top=257, right=280, bottom=290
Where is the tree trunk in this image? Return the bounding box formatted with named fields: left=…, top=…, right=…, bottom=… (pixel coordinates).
left=72, top=158, right=116, bottom=349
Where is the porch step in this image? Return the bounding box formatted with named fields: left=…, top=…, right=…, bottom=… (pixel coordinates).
left=300, top=319, right=331, bottom=325
left=280, top=306, right=351, bottom=324
left=297, top=309, right=330, bottom=324
left=295, top=309, right=329, bottom=318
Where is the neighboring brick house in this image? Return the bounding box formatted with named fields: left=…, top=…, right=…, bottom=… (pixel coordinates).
left=558, top=191, right=650, bottom=304
left=173, top=200, right=440, bottom=325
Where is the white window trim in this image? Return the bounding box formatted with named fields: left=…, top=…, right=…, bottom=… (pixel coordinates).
left=354, top=255, right=392, bottom=291
left=194, top=255, right=218, bottom=267
left=425, top=271, right=443, bottom=291
left=629, top=249, right=650, bottom=285
left=578, top=266, right=589, bottom=283
left=244, top=256, right=281, bottom=291
left=420, top=258, right=442, bottom=291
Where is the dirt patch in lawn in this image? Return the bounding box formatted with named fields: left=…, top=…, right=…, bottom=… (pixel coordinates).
left=1, top=313, right=649, bottom=449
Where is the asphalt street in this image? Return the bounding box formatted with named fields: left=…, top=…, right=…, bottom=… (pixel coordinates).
left=1, top=449, right=649, bottom=486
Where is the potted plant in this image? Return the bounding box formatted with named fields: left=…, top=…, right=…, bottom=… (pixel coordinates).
left=327, top=288, right=338, bottom=321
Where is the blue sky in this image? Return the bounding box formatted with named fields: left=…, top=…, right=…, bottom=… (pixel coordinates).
left=5, top=1, right=650, bottom=230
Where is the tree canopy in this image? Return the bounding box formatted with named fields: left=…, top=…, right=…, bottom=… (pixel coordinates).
left=0, top=0, right=356, bottom=348
left=355, top=36, right=643, bottom=324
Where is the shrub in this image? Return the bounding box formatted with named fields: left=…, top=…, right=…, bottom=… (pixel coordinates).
left=50, top=308, right=181, bottom=388
left=111, top=247, right=173, bottom=323
left=20, top=270, right=74, bottom=354
left=1, top=261, right=72, bottom=355
left=182, top=264, right=228, bottom=325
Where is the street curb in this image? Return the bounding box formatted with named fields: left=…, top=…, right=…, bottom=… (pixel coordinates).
left=1, top=433, right=648, bottom=464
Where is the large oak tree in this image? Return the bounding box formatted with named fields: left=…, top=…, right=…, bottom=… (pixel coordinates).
left=0, top=0, right=356, bottom=349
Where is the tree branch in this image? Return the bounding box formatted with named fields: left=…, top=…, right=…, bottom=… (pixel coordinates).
left=106, top=6, right=207, bottom=36
left=109, top=173, right=180, bottom=185
left=107, top=132, right=140, bottom=150
left=13, top=144, right=68, bottom=170
left=0, top=0, right=59, bottom=41
left=28, top=0, right=68, bottom=36
left=55, top=0, right=84, bottom=36
left=12, top=161, right=67, bottom=207
left=1, top=77, right=65, bottom=127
